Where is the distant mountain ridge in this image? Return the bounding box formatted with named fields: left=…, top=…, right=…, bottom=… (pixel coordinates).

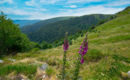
left=13, top=20, right=40, bottom=28
left=22, top=14, right=112, bottom=43
left=21, top=17, right=72, bottom=34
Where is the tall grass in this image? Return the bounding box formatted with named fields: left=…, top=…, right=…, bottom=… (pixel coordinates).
left=0, top=63, right=38, bottom=76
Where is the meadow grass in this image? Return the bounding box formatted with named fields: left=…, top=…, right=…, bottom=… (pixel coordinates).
left=0, top=63, right=38, bottom=77
left=0, top=14, right=130, bottom=79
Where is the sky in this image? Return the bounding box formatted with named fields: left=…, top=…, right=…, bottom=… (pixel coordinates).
left=0, top=0, right=130, bottom=20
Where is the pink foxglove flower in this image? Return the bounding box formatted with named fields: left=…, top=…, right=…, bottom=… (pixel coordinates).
left=63, top=39, right=69, bottom=51
left=62, top=32, right=69, bottom=80
left=81, top=56, right=84, bottom=64
left=79, top=34, right=88, bottom=64
left=63, top=32, right=69, bottom=51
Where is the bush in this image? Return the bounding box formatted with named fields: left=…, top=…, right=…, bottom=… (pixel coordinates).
left=46, top=58, right=62, bottom=67
left=0, top=12, right=35, bottom=54
left=45, top=66, right=55, bottom=77
left=30, top=48, right=40, bottom=54
left=84, top=49, right=104, bottom=62
left=40, top=41, right=52, bottom=49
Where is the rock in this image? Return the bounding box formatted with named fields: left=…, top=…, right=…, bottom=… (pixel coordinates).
left=0, top=60, right=3, bottom=63
left=127, top=71, right=130, bottom=78
left=42, top=75, right=46, bottom=79
left=35, top=64, right=50, bottom=80
left=8, top=58, right=16, bottom=62
left=40, top=64, right=48, bottom=70
left=35, top=67, right=46, bottom=80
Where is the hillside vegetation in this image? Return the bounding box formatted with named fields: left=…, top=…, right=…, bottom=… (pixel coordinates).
left=0, top=13, right=36, bottom=54
left=0, top=8, right=130, bottom=80
left=116, top=6, right=130, bottom=16
left=22, top=14, right=111, bottom=43
left=21, top=17, right=72, bottom=34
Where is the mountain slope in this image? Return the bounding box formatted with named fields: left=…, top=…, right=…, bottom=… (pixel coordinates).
left=25, top=14, right=111, bottom=43
left=13, top=20, right=40, bottom=28
left=0, top=8, right=130, bottom=80
left=21, top=17, right=72, bottom=34
left=116, top=6, right=130, bottom=16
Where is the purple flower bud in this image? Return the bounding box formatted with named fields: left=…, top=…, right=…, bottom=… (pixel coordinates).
left=63, top=40, right=69, bottom=51
left=63, top=32, right=69, bottom=51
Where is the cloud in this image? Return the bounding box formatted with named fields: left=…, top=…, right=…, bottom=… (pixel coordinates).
left=27, top=5, right=123, bottom=20
left=25, top=0, right=59, bottom=6
left=1, top=0, right=127, bottom=20
left=1, top=8, right=29, bottom=15
left=105, top=0, right=130, bottom=6
left=58, top=6, right=123, bottom=16
left=0, top=7, right=42, bottom=16
left=66, top=5, right=77, bottom=8
left=0, top=7, right=48, bottom=20
left=67, top=0, right=102, bottom=3
left=1, top=5, right=124, bottom=20
left=40, top=0, right=59, bottom=4
left=0, top=0, right=13, bottom=4
left=26, top=7, right=46, bottom=12
left=25, top=0, right=36, bottom=6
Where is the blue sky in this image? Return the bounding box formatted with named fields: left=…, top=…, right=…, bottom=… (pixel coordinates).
left=0, top=0, right=130, bottom=20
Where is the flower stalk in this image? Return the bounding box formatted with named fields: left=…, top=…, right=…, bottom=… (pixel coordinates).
left=62, top=32, right=69, bottom=80
left=73, top=33, right=88, bottom=80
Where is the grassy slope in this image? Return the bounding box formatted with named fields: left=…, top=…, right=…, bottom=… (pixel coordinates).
left=0, top=14, right=130, bottom=79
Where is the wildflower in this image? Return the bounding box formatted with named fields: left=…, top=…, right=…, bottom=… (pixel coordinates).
left=63, top=39, right=69, bottom=51
left=62, top=32, right=69, bottom=80
left=80, top=56, right=84, bottom=64
left=63, top=32, right=69, bottom=51
left=73, top=33, right=88, bottom=80
left=79, top=33, right=88, bottom=64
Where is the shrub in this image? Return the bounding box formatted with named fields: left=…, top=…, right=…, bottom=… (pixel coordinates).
left=30, top=48, right=40, bottom=54
left=46, top=58, right=62, bottom=67
left=84, top=49, right=104, bottom=62
left=0, top=12, right=34, bottom=54
left=40, top=41, right=52, bottom=49
left=45, top=66, right=55, bottom=77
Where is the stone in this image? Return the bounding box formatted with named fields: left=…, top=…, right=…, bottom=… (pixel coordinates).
left=35, top=63, right=50, bottom=80
left=8, top=58, right=16, bottom=62
left=0, top=60, right=3, bottom=63
left=127, top=71, right=130, bottom=78
left=40, top=64, right=48, bottom=70
left=42, top=75, right=46, bottom=79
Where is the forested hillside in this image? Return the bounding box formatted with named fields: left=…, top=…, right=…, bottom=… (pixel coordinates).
left=21, top=17, right=72, bottom=34
left=23, top=14, right=112, bottom=43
